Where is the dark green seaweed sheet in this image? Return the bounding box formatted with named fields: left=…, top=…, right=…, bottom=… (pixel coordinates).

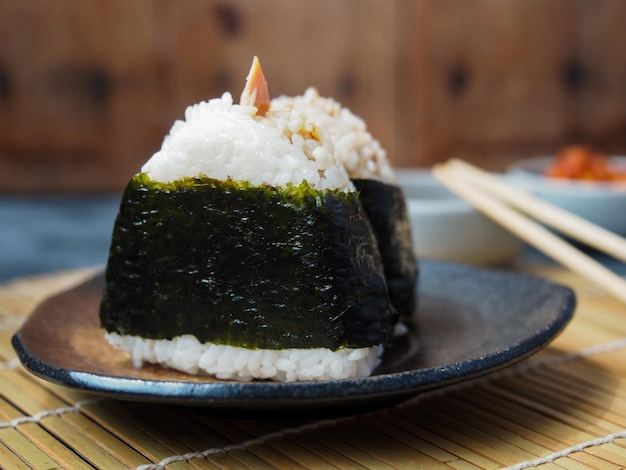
left=100, top=174, right=395, bottom=350
left=352, top=179, right=418, bottom=322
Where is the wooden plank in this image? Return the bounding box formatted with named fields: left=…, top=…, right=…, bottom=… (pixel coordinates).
left=0, top=0, right=163, bottom=193
left=4, top=1, right=626, bottom=191
left=400, top=0, right=626, bottom=170
left=0, top=0, right=398, bottom=193
left=405, top=0, right=574, bottom=168
left=570, top=1, right=626, bottom=149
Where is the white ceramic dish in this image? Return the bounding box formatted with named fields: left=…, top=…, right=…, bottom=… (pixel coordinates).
left=396, top=169, right=523, bottom=265
left=506, top=156, right=626, bottom=236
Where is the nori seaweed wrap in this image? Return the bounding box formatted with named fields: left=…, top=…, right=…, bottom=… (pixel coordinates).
left=100, top=174, right=395, bottom=350
left=352, top=179, right=418, bottom=322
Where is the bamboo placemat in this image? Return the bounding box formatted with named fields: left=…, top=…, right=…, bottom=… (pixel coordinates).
left=1, top=261, right=625, bottom=469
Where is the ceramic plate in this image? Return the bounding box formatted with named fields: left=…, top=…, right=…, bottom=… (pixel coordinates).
left=12, top=261, right=575, bottom=419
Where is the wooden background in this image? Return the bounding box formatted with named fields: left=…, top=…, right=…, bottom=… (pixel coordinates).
left=1, top=0, right=626, bottom=194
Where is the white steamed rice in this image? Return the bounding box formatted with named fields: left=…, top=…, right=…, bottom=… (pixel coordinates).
left=106, top=333, right=383, bottom=382
left=142, top=92, right=353, bottom=192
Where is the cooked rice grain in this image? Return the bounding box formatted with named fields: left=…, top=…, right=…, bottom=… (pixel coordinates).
left=271, top=88, right=396, bottom=184
left=106, top=333, right=383, bottom=382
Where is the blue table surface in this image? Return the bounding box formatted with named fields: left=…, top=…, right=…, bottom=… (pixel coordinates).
left=1, top=196, right=624, bottom=282
left=0, top=196, right=121, bottom=281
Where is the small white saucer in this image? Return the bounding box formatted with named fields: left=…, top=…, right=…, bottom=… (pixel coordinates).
left=396, top=169, right=523, bottom=265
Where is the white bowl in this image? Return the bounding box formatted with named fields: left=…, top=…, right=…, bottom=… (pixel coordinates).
left=506, top=156, right=626, bottom=236
left=396, top=169, right=524, bottom=265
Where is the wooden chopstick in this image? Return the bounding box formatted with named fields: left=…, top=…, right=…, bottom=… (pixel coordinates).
left=432, top=160, right=626, bottom=305
left=443, top=158, right=626, bottom=263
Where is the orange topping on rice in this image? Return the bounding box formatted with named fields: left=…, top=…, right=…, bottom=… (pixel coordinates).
left=240, top=56, right=270, bottom=116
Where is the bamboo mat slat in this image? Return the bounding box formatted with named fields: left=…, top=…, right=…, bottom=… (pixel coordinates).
left=0, top=427, right=60, bottom=469
left=1, top=261, right=626, bottom=469
left=0, top=440, right=32, bottom=470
